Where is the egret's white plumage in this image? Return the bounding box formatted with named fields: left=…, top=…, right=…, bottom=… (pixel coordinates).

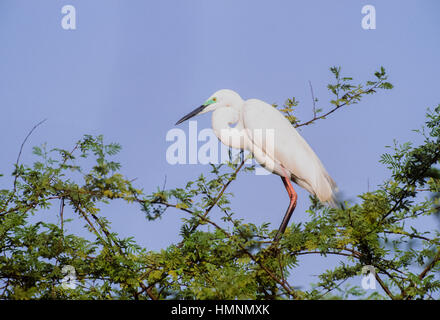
left=188, top=89, right=337, bottom=205
left=243, top=99, right=337, bottom=204
left=175, top=89, right=337, bottom=238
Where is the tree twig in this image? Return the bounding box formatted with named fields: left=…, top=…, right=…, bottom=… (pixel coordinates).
left=308, top=80, right=317, bottom=118
left=1, top=119, right=47, bottom=212
left=295, top=82, right=382, bottom=128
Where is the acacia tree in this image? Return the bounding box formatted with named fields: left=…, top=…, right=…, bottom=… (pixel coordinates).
left=1, top=67, right=439, bottom=300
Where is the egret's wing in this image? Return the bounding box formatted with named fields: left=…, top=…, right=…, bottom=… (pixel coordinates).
left=242, top=99, right=336, bottom=203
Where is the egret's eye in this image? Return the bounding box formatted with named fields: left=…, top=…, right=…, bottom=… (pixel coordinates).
left=212, top=97, right=217, bottom=102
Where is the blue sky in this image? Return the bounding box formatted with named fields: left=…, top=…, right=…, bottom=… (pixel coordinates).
left=1, top=0, right=439, bottom=295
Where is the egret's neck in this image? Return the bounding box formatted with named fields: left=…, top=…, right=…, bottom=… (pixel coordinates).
left=212, top=107, right=246, bottom=149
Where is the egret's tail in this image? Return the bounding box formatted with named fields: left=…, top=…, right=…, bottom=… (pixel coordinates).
left=291, top=170, right=338, bottom=208
left=315, top=172, right=338, bottom=208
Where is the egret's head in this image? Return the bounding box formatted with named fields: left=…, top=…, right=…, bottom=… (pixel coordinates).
left=175, top=89, right=243, bottom=125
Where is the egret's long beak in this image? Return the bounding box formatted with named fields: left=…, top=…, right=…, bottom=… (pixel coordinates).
left=175, top=105, right=207, bottom=125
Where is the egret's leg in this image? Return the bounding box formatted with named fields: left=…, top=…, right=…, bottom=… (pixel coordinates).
left=274, top=176, right=298, bottom=242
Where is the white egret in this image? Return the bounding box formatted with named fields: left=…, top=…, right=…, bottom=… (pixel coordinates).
left=175, top=89, right=337, bottom=240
